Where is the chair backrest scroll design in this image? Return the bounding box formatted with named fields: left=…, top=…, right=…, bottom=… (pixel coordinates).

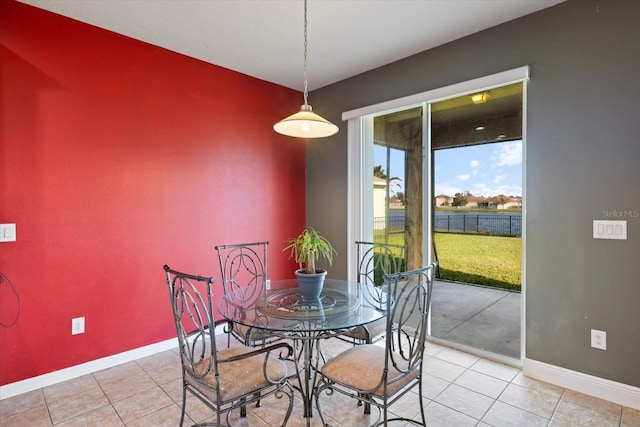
left=384, top=263, right=436, bottom=376
left=215, top=241, right=268, bottom=307
left=356, top=241, right=406, bottom=287
left=164, top=265, right=217, bottom=380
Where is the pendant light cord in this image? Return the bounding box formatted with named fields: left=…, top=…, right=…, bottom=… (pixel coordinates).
left=303, top=0, right=309, bottom=107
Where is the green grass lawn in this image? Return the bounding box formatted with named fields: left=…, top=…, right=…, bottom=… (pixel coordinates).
left=434, top=232, right=521, bottom=291
left=374, top=230, right=522, bottom=290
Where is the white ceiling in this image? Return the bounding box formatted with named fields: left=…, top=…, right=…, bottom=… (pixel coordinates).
left=19, top=0, right=563, bottom=91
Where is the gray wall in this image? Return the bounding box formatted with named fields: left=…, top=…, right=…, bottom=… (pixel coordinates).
left=307, top=0, right=640, bottom=387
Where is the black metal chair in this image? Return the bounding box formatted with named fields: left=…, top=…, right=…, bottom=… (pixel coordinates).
left=314, top=263, right=436, bottom=426
left=215, top=241, right=281, bottom=347
left=163, top=265, right=294, bottom=427
left=340, top=241, right=406, bottom=345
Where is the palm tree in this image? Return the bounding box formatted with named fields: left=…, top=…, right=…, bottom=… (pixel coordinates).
left=373, top=165, right=402, bottom=195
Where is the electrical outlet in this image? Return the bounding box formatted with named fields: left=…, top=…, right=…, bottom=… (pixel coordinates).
left=72, top=317, right=85, bottom=335
left=0, top=223, right=16, bottom=242
left=591, top=329, right=606, bottom=350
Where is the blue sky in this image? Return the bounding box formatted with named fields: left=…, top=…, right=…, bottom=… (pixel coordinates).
left=374, top=140, right=522, bottom=198
left=434, top=141, right=522, bottom=197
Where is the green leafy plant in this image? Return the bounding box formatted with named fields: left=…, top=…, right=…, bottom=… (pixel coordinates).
left=283, top=227, right=337, bottom=274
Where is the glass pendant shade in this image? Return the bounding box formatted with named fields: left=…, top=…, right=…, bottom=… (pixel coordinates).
left=274, top=104, right=338, bottom=138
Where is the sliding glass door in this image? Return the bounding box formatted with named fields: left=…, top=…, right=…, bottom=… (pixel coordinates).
left=347, top=68, right=527, bottom=360
left=429, top=83, right=524, bottom=360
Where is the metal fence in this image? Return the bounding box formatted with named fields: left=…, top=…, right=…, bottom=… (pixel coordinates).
left=374, top=213, right=522, bottom=237
left=435, top=213, right=521, bottom=236
left=374, top=216, right=405, bottom=232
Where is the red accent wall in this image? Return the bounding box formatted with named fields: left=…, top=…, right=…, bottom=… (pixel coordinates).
left=0, top=0, right=305, bottom=386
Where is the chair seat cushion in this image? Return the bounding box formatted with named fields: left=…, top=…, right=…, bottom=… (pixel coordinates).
left=187, top=346, right=288, bottom=402
left=320, top=344, right=419, bottom=397
left=234, top=323, right=277, bottom=343
left=344, top=317, right=386, bottom=341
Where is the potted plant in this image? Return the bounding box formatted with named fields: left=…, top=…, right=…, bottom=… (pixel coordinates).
left=283, top=227, right=337, bottom=300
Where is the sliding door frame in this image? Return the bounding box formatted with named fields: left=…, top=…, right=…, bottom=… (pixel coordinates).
left=345, top=66, right=529, bottom=361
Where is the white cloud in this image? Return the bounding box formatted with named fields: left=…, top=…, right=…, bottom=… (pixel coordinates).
left=434, top=183, right=463, bottom=196
left=495, top=184, right=523, bottom=197
left=495, top=141, right=522, bottom=167
left=472, top=183, right=489, bottom=195
left=457, top=174, right=471, bottom=181
left=470, top=160, right=480, bottom=168
left=493, top=174, right=506, bottom=184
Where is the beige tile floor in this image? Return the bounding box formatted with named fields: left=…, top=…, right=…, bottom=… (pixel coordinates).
left=1, top=338, right=639, bottom=427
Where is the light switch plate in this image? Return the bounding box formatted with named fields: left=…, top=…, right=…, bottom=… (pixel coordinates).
left=593, top=220, right=627, bottom=240
left=0, top=224, right=16, bottom=242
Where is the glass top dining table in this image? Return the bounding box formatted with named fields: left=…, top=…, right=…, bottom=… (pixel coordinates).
left=217, top=278, right=389, bottom=422
left=218, top=278, right=388, bottom=334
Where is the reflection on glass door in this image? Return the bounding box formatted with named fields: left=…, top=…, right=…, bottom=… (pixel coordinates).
left=372, top=107, right=423, bottom=270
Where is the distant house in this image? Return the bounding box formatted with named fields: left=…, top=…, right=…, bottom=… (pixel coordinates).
left=466, top=196, right=482, bottom=208
left=389, top=196, right=404, bottom=209
left=485, top=195, right=522, bottom=209
left=506, top=197, right=522, bottom=209
left=435, top=194, right=451, bottom=207
left=373, top=177, right=387, bottom=229
left=435, top=194, right=522, bottom=209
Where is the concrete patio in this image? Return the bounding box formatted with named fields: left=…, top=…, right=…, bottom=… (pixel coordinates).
left=430, top=280, right=521, bottom=360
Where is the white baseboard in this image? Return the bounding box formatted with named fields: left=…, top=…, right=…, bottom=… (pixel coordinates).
left=523, top=358, right=640, bottom=410
left=0, top=338, right=178, bottom=401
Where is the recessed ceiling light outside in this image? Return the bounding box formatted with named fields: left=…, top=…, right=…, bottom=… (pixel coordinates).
left=470, top=92, right=490, bottom=104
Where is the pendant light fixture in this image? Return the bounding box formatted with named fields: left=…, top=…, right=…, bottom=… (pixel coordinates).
left=274, top=0, right=338, bottom=138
